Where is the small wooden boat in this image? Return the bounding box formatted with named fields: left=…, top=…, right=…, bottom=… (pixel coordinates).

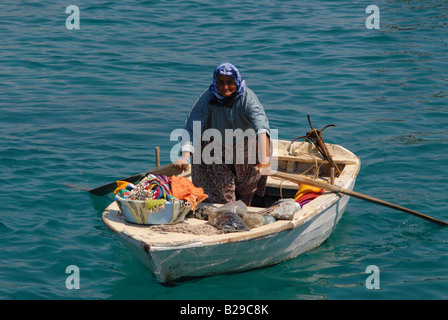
left=102, top=139, right=360, bottom=283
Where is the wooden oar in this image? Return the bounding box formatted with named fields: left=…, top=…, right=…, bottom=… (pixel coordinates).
left=270, top=171, right=448, bottom=227
left=65, top=147, right=186, bottom=196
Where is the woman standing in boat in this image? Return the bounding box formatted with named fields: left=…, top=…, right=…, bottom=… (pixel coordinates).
left=173, top=62, right=271, bottom=205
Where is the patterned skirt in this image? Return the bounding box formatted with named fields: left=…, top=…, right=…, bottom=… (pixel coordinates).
left=191, top=139, right=267, bottom=205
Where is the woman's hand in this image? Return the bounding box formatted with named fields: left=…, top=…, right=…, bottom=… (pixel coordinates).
left=173, top=157, right=190, bottom=172
left=255, top=162, right=272, bottom=176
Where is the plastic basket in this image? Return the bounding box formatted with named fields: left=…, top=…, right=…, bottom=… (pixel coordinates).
left=115, top=195, right=190, bottom=225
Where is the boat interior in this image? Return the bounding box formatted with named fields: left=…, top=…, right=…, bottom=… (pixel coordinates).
left=168, top=140, right=356, bottom=209
left=103, top=139, right=360, bottom=246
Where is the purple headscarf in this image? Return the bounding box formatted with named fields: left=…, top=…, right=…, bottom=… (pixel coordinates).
left=210, top=62, right=246, bottom=106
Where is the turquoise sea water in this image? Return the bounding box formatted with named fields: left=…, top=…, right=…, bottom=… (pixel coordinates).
left=1, top=0, right=447, bottom=300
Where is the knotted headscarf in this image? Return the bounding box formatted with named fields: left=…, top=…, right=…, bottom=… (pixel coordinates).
left=210, top=62, right=246, bottom=106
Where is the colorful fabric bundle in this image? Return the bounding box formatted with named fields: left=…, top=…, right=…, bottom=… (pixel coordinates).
left=141, top=174, right=172, bottom=199
left=114, top=181, right=136, bottom=198
left=114, top=181, right=135, bottom=195
left=115, top=174, right=174, bottom=201
left=114, top=174, right=209, bottom=212
left=294, top=184, right=324, bottom=207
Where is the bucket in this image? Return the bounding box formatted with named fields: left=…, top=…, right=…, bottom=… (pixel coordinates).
left=115, top=195, right=191, bottom=225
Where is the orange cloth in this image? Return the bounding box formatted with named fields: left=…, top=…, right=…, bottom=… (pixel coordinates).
left=170, top=176, right=208, bottom=211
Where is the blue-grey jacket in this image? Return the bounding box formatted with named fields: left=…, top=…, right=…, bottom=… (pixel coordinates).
left=182, top=87, right=270, bottom=153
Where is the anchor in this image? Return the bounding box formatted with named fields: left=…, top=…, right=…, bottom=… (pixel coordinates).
left=288, top=115, right=342, bottom=177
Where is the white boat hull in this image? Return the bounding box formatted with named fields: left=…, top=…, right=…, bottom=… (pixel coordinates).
left=102, top=140, right=360, bottom=283
left=151, top=193, right=349, bottom=282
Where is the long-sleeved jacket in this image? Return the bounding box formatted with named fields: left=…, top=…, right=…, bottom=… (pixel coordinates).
left=181, top=87, right=270, bottom=153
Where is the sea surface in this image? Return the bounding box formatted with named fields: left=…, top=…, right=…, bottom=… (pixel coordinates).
left=1, top=0, right=447, bottom=300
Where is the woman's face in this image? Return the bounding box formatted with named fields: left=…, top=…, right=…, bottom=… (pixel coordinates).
left=217, top=75, right=237, bottom=97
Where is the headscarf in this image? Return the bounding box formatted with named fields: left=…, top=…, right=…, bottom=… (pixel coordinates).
left=209, top=62, right=246, bottom=106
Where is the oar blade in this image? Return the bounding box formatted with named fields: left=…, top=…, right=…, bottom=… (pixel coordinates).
left=88, top=173, right=145, bottom=196
left=87, top=163, right=180, bottom=196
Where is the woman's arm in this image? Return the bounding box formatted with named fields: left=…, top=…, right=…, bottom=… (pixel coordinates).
left=256, top=133, right=271, bottom=175
left=173, top=151, right=191, bottom=172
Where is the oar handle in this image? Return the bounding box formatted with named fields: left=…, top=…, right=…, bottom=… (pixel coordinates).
left=270, top=171, right=448, bottom=227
